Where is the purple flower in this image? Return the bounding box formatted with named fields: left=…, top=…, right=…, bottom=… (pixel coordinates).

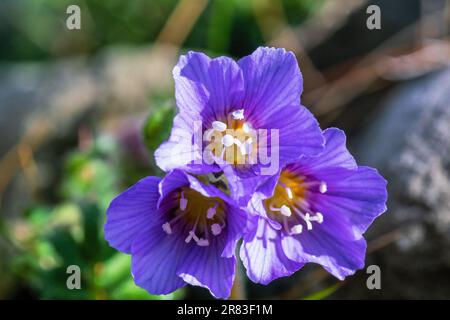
left=240, top=128, right=388, bottom=284
left=104, top=169, right=247, bottom=298
left=155, top=47, right=324, bottom=195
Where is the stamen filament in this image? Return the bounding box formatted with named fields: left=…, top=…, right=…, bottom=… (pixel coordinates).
left=278, top=182, right=294, bottom=199
left=270, top=204, right=292, bottom=217
left=309, top=212, right=324, bottom=223
left=282, top=217, right=290, bottom=234
left=292, top=206, right=324, bottom=230
left=185, top=216, right=200, bottom=243
left=292, top=207, right=313, bottom=230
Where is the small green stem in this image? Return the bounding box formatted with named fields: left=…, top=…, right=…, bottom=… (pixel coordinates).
left=229, top=258, right=246, bottom=300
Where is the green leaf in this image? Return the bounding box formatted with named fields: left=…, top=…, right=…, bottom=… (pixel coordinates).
left=109, top=278, right=154, bottom=300
left=302, top=283, right=342, bottom=300
left=48, top=229, right=85, bottom=268
left=96, top=254, right=132, bottom=289
left=110, top=278, right=183, bottom=300
left=80, top=202, right=102, bottom=262
left=207, top=0, right=235, bottom=53
left=142, top=103, right=175, bottom=153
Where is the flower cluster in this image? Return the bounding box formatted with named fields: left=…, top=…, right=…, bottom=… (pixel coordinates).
left=104, top=47, right=388, bottom=298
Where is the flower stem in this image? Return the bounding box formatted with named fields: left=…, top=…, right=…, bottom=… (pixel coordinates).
left=230, top=258, right=246, bottom=300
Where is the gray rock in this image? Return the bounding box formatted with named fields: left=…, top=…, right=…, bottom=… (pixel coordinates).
left=342, top=68, right=450, bottom=298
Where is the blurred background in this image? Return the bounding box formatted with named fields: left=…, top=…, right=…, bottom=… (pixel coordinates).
left=1, top=0, right=450, bottom=299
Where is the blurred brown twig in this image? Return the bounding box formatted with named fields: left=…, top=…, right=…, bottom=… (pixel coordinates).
left=156, top=0, right=209, bottom=47
left=0, top=118, right=53, bottom=210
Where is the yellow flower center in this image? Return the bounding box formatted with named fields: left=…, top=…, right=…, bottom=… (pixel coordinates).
left=204, top=109, right=257, bottom=166
left=264, top=169, right=327, bottom=235
left=162, top=187, right=226, bottom=247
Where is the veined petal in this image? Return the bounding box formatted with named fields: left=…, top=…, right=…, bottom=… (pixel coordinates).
left=240, top=216, right=304, bottom=285
left=281, top=229, right=367, bottom=280
left=239, top=47, right=324, bottom=165
left=311, top=166, right=388, bottom=239
left=104, top=176, right=161, bottom=254
left=159, top=169, right=230, bottom=204
left=177, top=237, right=235, bottom=299
left=221, top=204, right=247, bottom=258
left=159, top=169, right=247, bottom=257
left=155, top=114, right=207, bottom=173
left=223, top=165, right=267, bottom=207
left=255, top=104, right=324, bottom=170
left=239, top=47, right=303, bottom=118
left=320, top=128, right=357, bottom=169
left=288, top=128, right=357, bottom=175
left=174, top=51, right=244, bottom=125
left=279, top=166, right=385, bottom=280
left=131, top=225, right=186, bottom=295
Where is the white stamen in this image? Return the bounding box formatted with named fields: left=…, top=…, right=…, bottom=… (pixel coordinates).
left=293, top=207, right=313, bottom=230
left=179, top=192, right=188, bottom=211
left=180, top=198, right=188, bottom=211
left=185, top=216, right=201, bottom=244
left=190, top=230, right=199, bottom=242
left=320, top=181, right=327, bottom=194
left=185, top=232, right=193, bottom=243
left=212, top=121, right=227, bottom=132
left=197, top=238, right=210, bottom=246
left=239, top=144, right=248, bottom=156
left=309, top=212, right=324, bottom=223
left=211, top=223, right=222, bottom=236
left=239, top=138, right=253, bottom=155
left=270, top=204, right=292, bottom=217
left=162, top=222, right=172, bottom=235
left=280, top=205, right=292, bottom=217
left=285, top=187, right=293, bottom=199
left=243, top=122, right=251, bottom=133
left=232, top=109, right=245, bottom=120
left=291, top=224, right=303, bottom=235
left=282, top=217, right=290, bottom=233
left=240, top=145, right=248, bottom=155
left=207, top=204, right=218, bottom=219
left=222, top=134, right=235, bottom=147
left=304, top=213, right=314, bottom=230
left=233, top=138, right=242, bottom=147
left=317, top=212, right=323, bottom=223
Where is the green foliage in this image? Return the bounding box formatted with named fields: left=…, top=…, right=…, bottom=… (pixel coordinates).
left=142, top=100, right=175, bottom=154
left=60, top=137, right=118, bottom=212
left=6, top=134, right=183, bottom=299
left=207, top=0, right=235, bottom=54
left=0, top=0, right=322, bottom=61
left=283, top=0, right=325, bottom=25
left=0, top=0, right=178, bottom=60
left=0, top=0, right=327, bottom=299
left=302, top=283, right=342, bottom=300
